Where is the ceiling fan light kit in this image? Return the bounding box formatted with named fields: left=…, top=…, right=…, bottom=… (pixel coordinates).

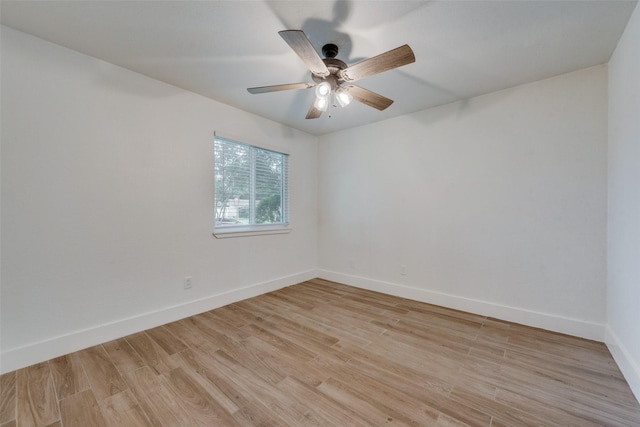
left=315, top=81, right=332, bottom=98
left=313, top=95, right=329, bottom=112
left=335, top=87, right=353, bottom=107
left=247, top=30, right=415, bottom=119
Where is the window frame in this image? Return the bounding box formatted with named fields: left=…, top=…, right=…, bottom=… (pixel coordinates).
left=213, top=135, right=291, bottom=238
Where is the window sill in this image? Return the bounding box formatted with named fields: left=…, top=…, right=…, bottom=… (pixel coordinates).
left=213, top=225, right=292, bottom=239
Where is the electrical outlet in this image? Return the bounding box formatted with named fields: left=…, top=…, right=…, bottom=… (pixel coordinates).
left=183, top=276, right=192, bottom=289
left=400, top=265, right=407, bottom=276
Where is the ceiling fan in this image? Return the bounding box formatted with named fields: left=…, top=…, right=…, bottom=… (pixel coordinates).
left=247, top=30, right=415, bottom=119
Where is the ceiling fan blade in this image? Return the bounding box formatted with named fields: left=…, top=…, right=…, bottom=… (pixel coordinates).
left=345, top=85, right=394, bottom=111
left=279, top=30, right=330, bottom=77
left=247, top=82, right=313, bottom=94
left=340, top=45, right=415, bottom=82
left=305, top=102, right=324, bottom=119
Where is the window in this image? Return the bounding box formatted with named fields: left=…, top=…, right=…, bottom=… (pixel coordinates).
left=214, top=136, right=289, bottom=237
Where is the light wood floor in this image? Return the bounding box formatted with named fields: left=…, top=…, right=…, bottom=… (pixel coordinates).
left=2, top=279, right=639, bottom=426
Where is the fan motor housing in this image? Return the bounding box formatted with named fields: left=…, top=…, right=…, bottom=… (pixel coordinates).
left=311, top=43, right=347, bottom=84
left=313, top=56, right=347, bottom=86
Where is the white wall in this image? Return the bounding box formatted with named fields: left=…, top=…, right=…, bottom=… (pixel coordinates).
left=318, top=66, right=608, bottom=340
left=606, top=3, right=640, bottom=402
left=0, top=26, right=318, bottom=373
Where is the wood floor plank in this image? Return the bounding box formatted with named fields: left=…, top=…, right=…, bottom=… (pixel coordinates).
left=246, top=314, right=351, bottom=364
left=50, top=352, right=91, bottom=400
left=125, top=331, right=176, bottom=375
left=174, top=347, right=285, bottom=422
left=243, top=336, right=332, bottom=387
left=475, top=321, right=512, bottom=345
left=373, top=316, right=474, bottom=356
left=16, top=363, right=59, bottom=427
left=241, top=322, right=317, bottom=362
left=449, top=385, right=547, bottom=427
left=98, top=389, right=152, bottom=427
left=263, top=290, right=316, bottom=312
left=59, top=389, right=107, bottom=427
left=208, top=349, right=326, bottom=426
left=330, top=297, right=404, bottom=325
left=122, top=366, right=190, bottom=427
left=163, top=317, right=221, bottom=355
left=316, top=376, right=413, bottom=426
left=218, top=337, right=287, bottom=386
left=257, top=313, right=341, bottom=348
left=435, top=413, right=477, bottom=427
left=348, top=334, right=461, bottom=385
left=214, top=303, right=265, bottom=328
left=0, top=371, right=16, bottom=425
left=309, top=301, right=390, bottom=335
left=276, top=284, right=336, bottom=306
left=164, top=367, right=241, bottom=426
left=454, top=354, right=500, bottom=397
left=494, top=387, right=605, bottom=427
left=198, top=310, right=252, bottom=342
left=498, top=363, right=640, bottom=426
left=290, top=310, right=372, bottom=348
left=298, top=278, right=351, bottom=298
left=145, top=325, right=188, bottom=356
left=276, top=376, right=371, bottom=427
left=397, top=298, right=488, bottom=325
left=343, top=354, right=490, bottom=427
left=232, top=405, right=287, bottom=427
left=102, top=338, right=146, bottom=375
left=170, top=349, right=241, bottom=414
left=232, top=298, right=281, bottom=321
left=5, top=279, right=640, bottom=426
left=76, top=345, right=127, bottom=401
left=324, top=363, right=442, bottom=425
left=503, top=345, right=639, bottom=407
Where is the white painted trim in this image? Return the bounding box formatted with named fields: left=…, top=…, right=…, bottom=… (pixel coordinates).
left=213, top=226, right=292, bottom=239
left=605, top=326, right=640, bottom=404
left=0, top=269, right=318, bottom=374
left=1, top=269, right=609, bottom=374
left=317, top=269, right=605, bottom=341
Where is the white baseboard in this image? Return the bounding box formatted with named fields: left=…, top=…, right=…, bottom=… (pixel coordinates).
left=2, top=269, right=609, bottom=374
left=605, top=326, right=640, bottom=404
left=317, top=269, right=605, bottom=341
left=0, top=269, right=318, bottom=374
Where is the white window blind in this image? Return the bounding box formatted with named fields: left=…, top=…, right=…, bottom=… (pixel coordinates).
left=214, top=136, right=289, bottom=235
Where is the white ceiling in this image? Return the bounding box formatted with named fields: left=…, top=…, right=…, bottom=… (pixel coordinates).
left=1, top=1, right=637, bottom=136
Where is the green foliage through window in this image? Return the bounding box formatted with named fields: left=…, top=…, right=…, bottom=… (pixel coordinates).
left=214, top=136, right=289, bottom=229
